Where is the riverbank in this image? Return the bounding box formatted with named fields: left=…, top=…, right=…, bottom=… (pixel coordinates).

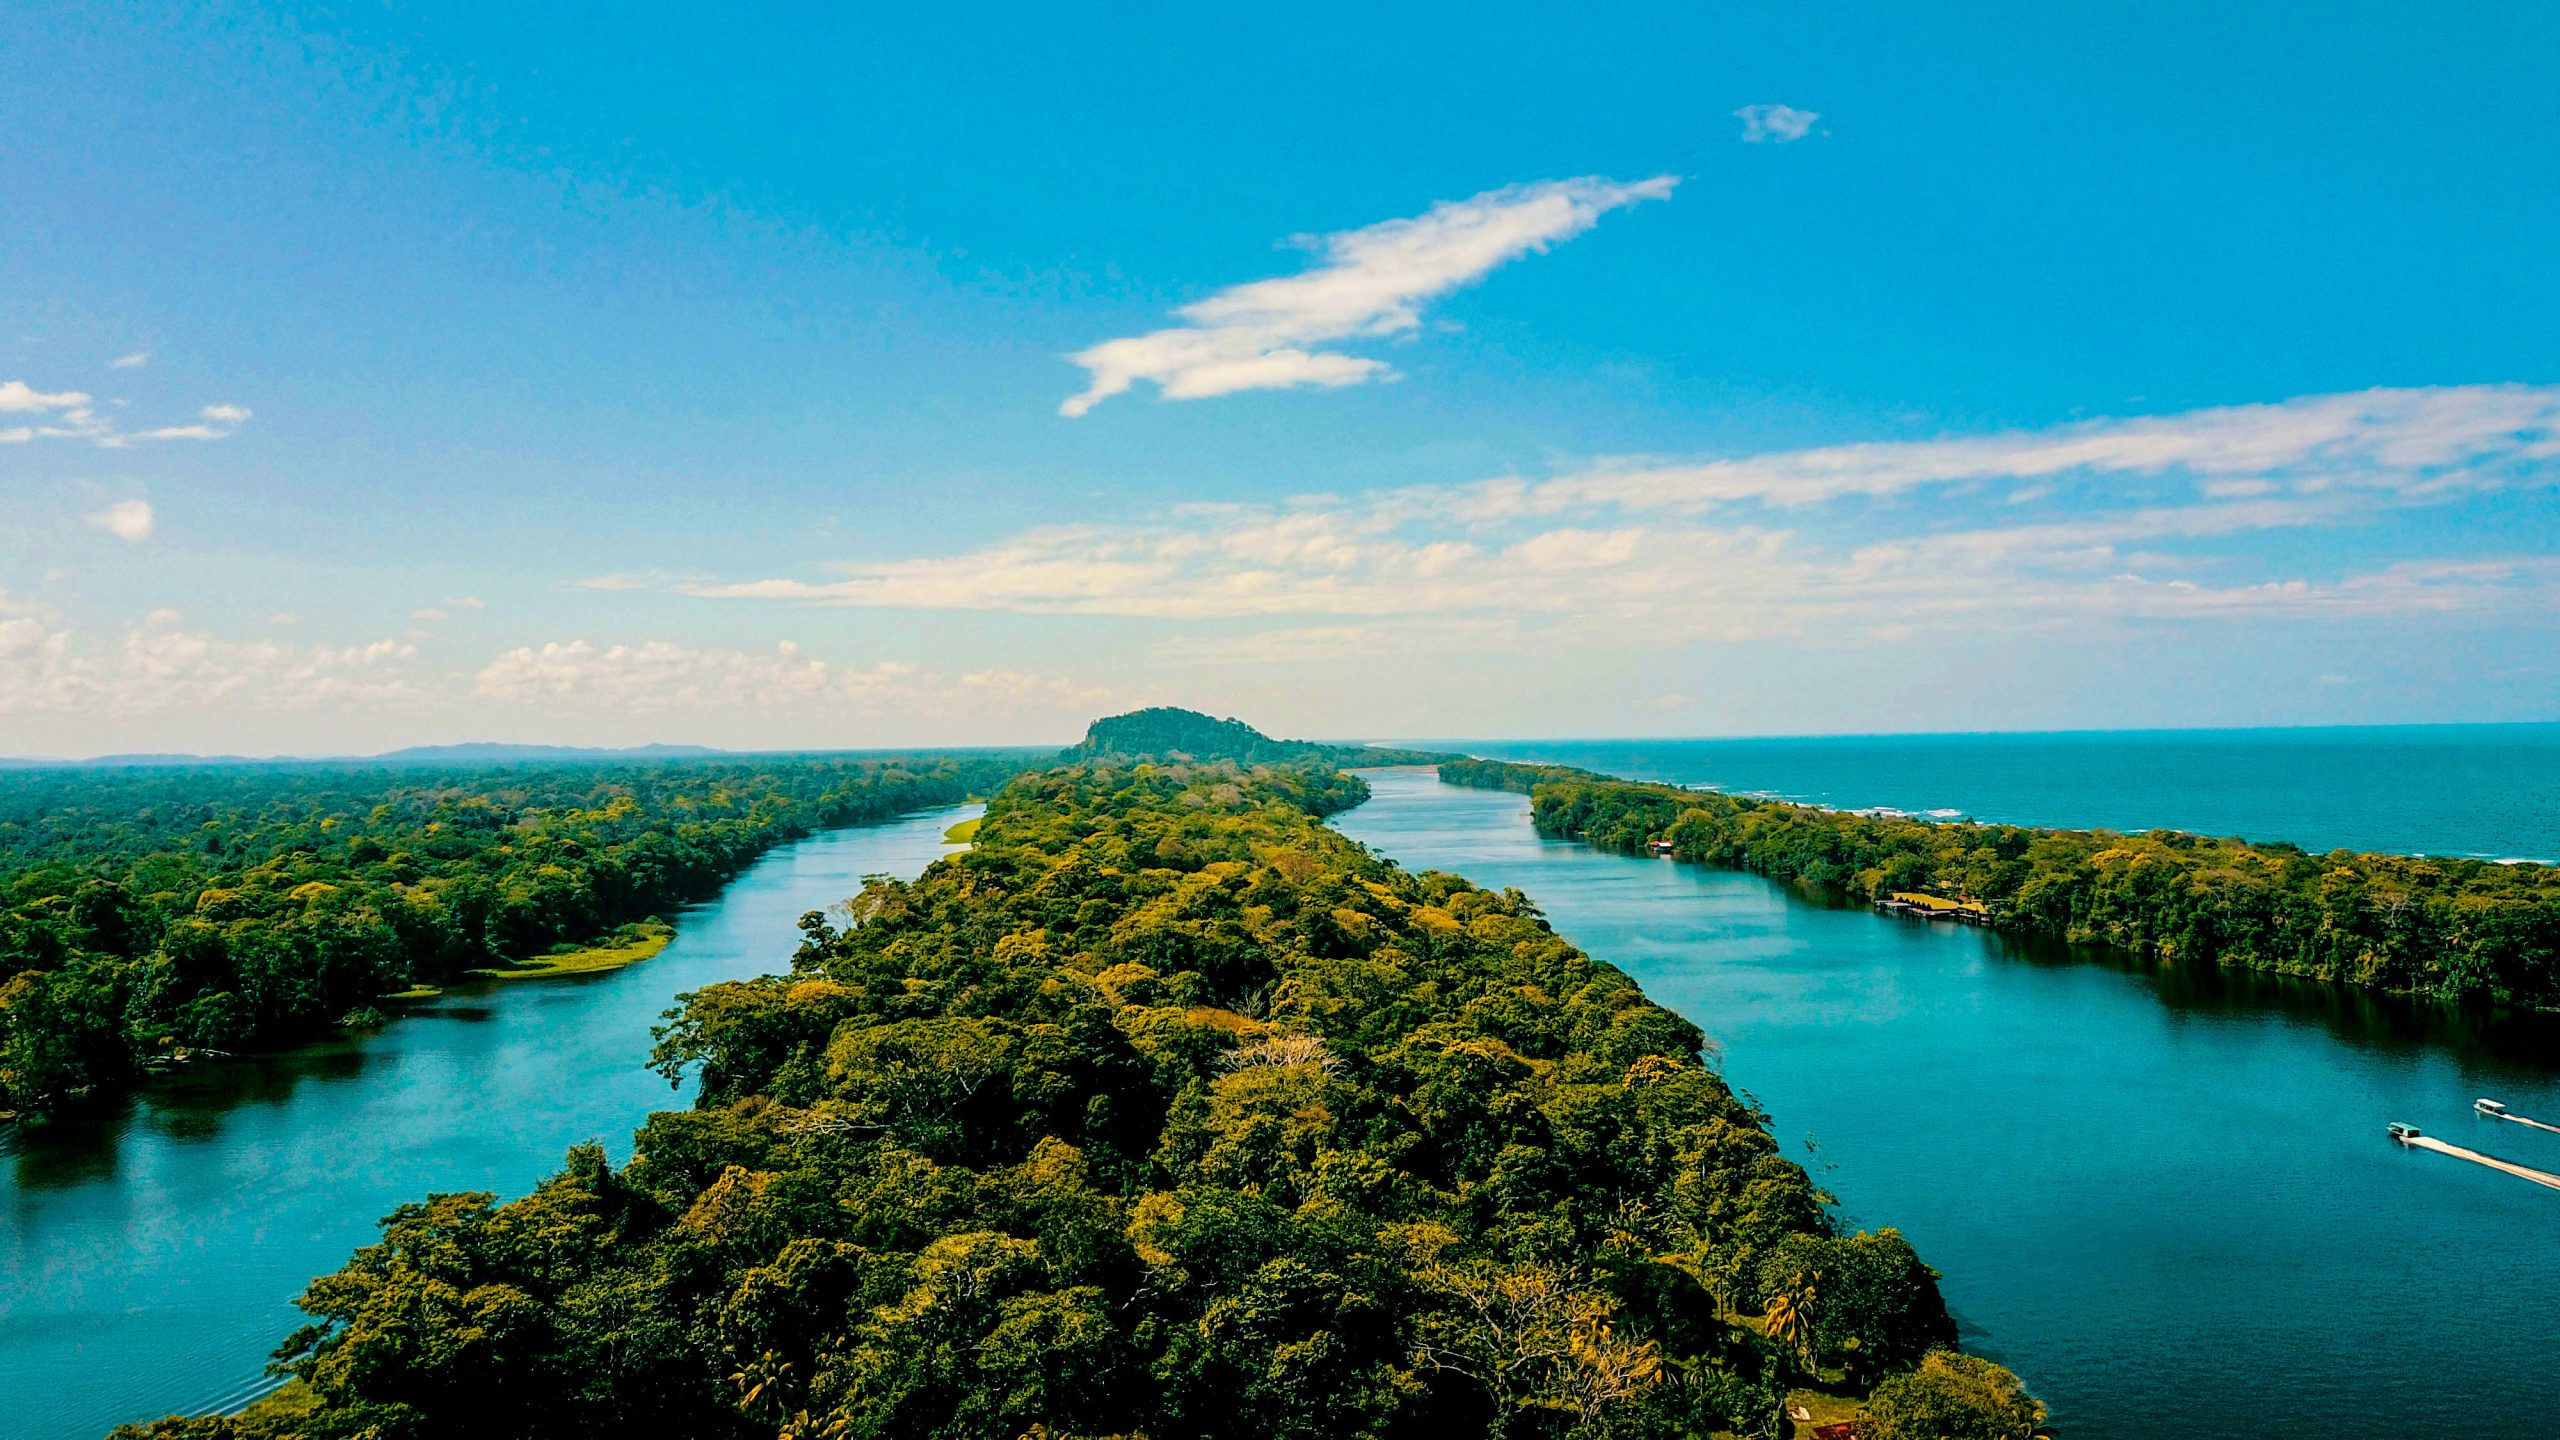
left=1, top=804, right=982, bottom=1440
left=1332, top=769, right=2560, bottom=1440
left=1440, top=757, right=2560, bottom=1011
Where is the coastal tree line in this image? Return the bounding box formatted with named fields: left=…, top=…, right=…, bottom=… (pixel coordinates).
left=1442, top=757, right=2560, bottom=1009
left=0, top=754, right=1024, bottom=1115
left=111, top=742, right=2040, bottom=1440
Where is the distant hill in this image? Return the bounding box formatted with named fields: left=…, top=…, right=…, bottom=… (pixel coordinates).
left=0, top=752, right=285, bottom=770
left=1067, top=707, right=1444, bottom=767
left=372, top=742, right=731, bottom=762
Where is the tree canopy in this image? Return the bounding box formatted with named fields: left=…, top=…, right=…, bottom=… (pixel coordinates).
left=109, top=752, right=2026, bottom=1440
left=0, top=752, right=1024, bottom=1115
left=1442, top=758, right=2560, bottom=1009
left=1068, top=706, right=1442, bottom=769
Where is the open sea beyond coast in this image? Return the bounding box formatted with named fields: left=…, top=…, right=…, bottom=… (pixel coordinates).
left=1418, top=723, right=2560, bottom=862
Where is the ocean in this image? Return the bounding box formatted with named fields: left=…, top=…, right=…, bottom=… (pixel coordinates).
left=1414, top=723, right=2560, bottom=861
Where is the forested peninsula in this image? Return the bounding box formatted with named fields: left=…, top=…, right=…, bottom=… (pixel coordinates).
left=0, top=753, right=1026, bottom=1115
left=111, top=718, right=2038, bottom=1440
left=1442, top=757, right=2560, bottom=1009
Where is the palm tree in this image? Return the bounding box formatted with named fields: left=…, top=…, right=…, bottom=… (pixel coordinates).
left=1762, top=1269, right=1819, bottom=1372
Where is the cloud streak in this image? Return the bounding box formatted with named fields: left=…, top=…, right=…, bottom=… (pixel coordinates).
left=472, top=639, right=1115, bottom=716
left=0, top=383, right=251, bottom=446
left=681, top=385, right=2560, bottom=645
left=1059, top=175, right=1677, bottom=416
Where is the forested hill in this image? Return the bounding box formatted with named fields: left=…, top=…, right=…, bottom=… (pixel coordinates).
left=0, top=753, right=1026, bottom=1116
left=116, top=753, right=2039, bottom=1440
left=1069, top=705, right=1444, bottom=768
left=1442, top=756, right=2560, bottom=1009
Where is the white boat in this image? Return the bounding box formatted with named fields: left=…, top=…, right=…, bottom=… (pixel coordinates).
left=2388, top=1122, right=2422, bottom=1142
left=2475, top=1098, right=2508, bottom=1116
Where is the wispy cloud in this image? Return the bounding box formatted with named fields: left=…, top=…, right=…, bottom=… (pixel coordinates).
left=0, top=594, right=1118, bottom=733
left=0, top=380, right=92, bottom=412
left=1735, top=104, right=1820, bottom=143
left=0, top=598, right=424, bottom=716
left=1059, top=175, right=1677, bottom=416
left=679, top=385, right=2560, bottom=645
left=87, top=499, right=156, bottom=543
left=108, top=351, right=151, bottom=370
left=473, top=639, right=1115, bottom=717
left=134, top=404, right=254, bottom=442
left=0, top=383, right=251, bottom=446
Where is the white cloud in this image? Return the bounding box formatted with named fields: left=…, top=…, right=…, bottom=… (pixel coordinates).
left=0, top=597, right=424, bottom=716
left=1735, top=104, right=1820, bottom=143
left=1, top=380, right=93, bottom=412
left=1060, top=175, right=1677, bottom=416
left=109, top=351, right=151, bottom=370
left=87, top=499, right=156, bottom=543
left=0, top=380, right=252, bottom=445
left=473, top=639, right=1114, bottom=717
left=678, top=384, right=2560, bottom=646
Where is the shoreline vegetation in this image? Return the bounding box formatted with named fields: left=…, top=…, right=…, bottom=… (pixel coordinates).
left=383, top=917, right=686, bottom=1002
left=1438, top=757, right=2560, bottom=1012
left=108, top=711, right=2041, bottom=1440
left=1, top=753, right=1032, bottom=1119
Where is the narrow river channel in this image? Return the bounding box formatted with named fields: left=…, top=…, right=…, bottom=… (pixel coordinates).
left=0, top=803, right=979, bottom=1440
left=1333, top=769, right=2560, bottom=1440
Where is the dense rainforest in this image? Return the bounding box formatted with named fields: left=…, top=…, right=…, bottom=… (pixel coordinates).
left=0, top=752, right=1026, bottom=1115
left=1069, top=705, right=1443, bottom=769
left=111, top=744, right=2037, bottom=1440
left=1442, top=758, right=2560, bottom=1009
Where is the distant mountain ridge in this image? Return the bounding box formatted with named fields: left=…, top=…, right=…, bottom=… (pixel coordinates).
left=1067, top=707, right=1444, bottom=767
left=0, top=741, right=734, bottom=770
left=373, top=741, right=730, bottom=762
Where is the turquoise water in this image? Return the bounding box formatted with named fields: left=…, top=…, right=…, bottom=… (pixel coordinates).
left=1425, top=723, right=2560, bottom=860
left=0, top=804, right=977, bottom=1440
left=1335, top=770, right=2560, bottom=1440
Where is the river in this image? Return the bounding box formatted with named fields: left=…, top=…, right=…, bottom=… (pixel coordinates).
left=1334, top=769, right=2560, bottom=1440
left=0, top=803, right=978, bottom=1440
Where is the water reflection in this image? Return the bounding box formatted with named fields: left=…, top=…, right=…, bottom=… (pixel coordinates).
left=0, top=804, right=976, bottom=1440
left=1334, top=771, right=2560, bottom=1440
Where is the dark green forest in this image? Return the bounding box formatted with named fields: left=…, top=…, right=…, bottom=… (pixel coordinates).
left=1070, top=706, right=1443, bottom=769
left=111, top=748, right=2030, bottom=1440
left=1442, top=757, right=2560, bottom=1009
left=0, top=753, right=1025, bottom=1114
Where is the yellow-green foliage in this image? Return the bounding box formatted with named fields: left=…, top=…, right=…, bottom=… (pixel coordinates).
left=121, top=757, right=2017, bottom=1440
left=0, top=753, right=1027, bottom=1113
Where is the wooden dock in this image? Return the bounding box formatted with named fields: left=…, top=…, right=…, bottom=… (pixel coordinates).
left=2402, top=1134, right=2560, bottom=1192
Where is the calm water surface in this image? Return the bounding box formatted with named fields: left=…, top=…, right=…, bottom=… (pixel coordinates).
left=1336, top=770, right=2560, bottom=1440
left=1434, top=724, right=2560, bottom=860
left=0, top=804, right=976, bottom=1440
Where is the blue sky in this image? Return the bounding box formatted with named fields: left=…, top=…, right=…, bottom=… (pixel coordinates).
left=5, top=1, right=2556, bottom=753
